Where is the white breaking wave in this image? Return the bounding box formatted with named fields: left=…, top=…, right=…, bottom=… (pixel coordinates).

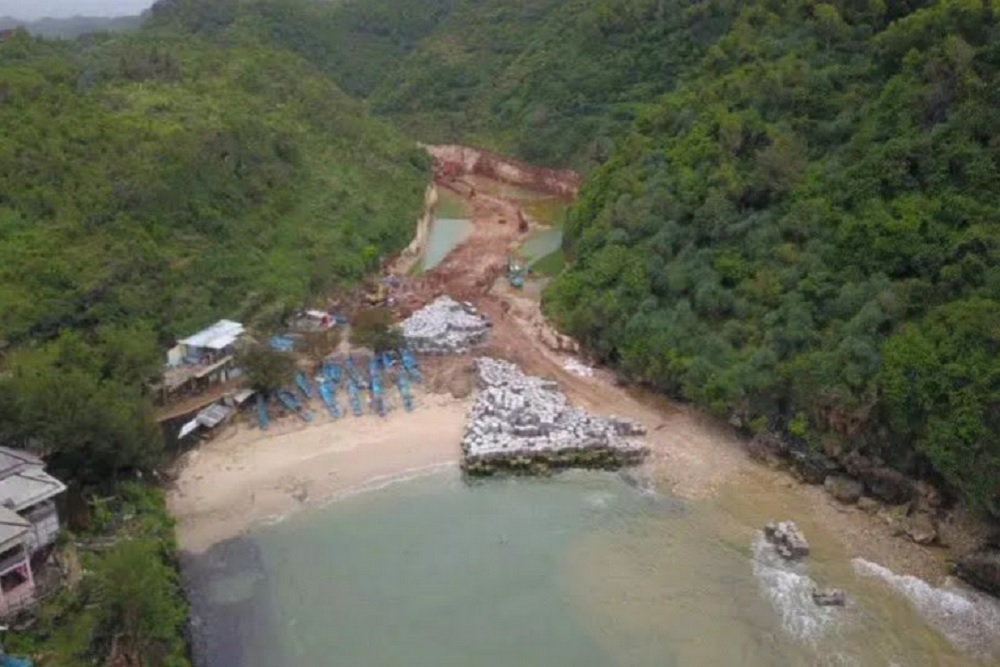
left=752, top=534, right=842, bottom=644
left=853, top=557, right=1000, bottom=660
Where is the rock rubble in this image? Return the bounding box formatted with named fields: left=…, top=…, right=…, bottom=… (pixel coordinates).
left=401, top=296, right=490, bottom=354
left=462, top=358, right=648, bottom=474
left=764, top=520, right=811, bottom=560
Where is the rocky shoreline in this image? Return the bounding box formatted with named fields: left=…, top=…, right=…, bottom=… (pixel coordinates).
left=748, top=431, right=1000, bottom=598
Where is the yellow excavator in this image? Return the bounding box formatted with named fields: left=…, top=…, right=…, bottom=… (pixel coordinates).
left=365, top=282, right=389, bottom=306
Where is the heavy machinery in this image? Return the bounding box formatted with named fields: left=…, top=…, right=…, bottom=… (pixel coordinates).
left=365, top=282, right=389, bottom=306
left=507, top=256, right=525, bottom=289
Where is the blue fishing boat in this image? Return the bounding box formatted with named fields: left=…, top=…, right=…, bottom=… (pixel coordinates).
left=345, top=357, right=367, bottom=389
left=397, top=372, right=414, bottom=412
left=256, top=393, right=270, bottom=430
left=369, top=358, right=387, bottom=416
left=323, top=360, right=342, bottom=385
left=278, top=389, right=313, bottom=423
left=401, top=348, right=422, bottom=383
left=319, top=380, right=342, bottom=419
left=296, top=372, right=313, bottom=399
left=269, top=335, right=295, bottom=352
left=347, top=381, right=363, bottom=416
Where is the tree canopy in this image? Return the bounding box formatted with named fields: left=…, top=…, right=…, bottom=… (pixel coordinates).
left=542, top=0, right=1000, bottom=514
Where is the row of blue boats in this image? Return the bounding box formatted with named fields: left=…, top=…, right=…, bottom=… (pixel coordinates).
left=256, top=349, right=423, bottom=429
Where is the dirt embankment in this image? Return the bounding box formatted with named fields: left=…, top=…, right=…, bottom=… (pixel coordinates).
left=425, top=144, right=582, bottom=198
left=394, top=184, right=438, bottom=275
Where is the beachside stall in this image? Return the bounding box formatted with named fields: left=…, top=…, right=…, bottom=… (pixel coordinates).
left=161, top=320, right=247, bottom=400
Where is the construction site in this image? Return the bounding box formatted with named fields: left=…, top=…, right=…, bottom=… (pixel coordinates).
left=167, top=144, right=679, bottom=551
left=160, top=143, right=609, bottom=447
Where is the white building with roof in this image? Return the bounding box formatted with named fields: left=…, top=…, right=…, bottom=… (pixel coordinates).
left=174, top=319, right=245, bottom=366
left=0, top=447, right=66, bottom=617
left=163, top=319, right=247, bottom=395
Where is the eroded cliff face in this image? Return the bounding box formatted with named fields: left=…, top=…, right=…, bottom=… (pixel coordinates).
left=425, top=144, right=582, bottom=198
left=394, top=184, right=438, bottom=274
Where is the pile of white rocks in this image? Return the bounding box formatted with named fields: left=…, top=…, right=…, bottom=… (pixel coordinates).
left=401, top=296, right=490, bottom=354
left=563, top=357, right=595, bottom=378
left=462, top=357, right=648, bottom=473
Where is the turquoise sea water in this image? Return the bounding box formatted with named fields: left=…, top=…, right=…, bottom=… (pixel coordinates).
left=186, top=470, right=1000, bottom=667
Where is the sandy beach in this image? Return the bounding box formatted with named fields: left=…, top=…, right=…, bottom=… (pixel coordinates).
left=168, top=393, right=473, bottom=553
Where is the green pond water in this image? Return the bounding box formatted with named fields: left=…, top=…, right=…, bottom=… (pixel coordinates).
left=521, top=225, right=563, bottom=266
left=186, top=469, right=1000, bottom=667
left=421, top=218, right=472, bottom=271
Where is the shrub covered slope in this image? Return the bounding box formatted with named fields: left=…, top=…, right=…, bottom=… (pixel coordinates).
left=544, top=0, right=1000, bottom=513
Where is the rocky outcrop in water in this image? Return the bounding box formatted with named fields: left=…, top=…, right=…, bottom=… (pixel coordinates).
left=462, top=358, right=648, bottom=475
left=812, top=588, right=847, bottom=607
left=955, top=548, right=1000, bottom=598
left=764, top=521, right=810, bottom=560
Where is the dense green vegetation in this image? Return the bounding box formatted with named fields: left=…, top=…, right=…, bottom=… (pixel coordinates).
left=146, top=0, right=729, bottom=169
left=196, top=0, right=1000, bottom=514
left=0, top=16, right=428, bottom=476
left=0, top=7, right=429, bottom=663
left=2, top=0, right=1000, bottom=658
left=0, top=28, right=428, bottom=347
left=7, top=484, right=189, bottom=666
left=0, top=14, right=144, bottom=39
left=545, top=0, right=1000, bottom=514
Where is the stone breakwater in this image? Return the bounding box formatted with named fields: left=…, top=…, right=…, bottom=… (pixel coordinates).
left=402, top=296, right=490, bottom=354
left=462, top=358, right=648, bottom=475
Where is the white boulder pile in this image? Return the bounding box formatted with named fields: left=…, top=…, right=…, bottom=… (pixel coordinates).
left=401, top=296, right=490, bottom=354
left=462, top=357, right=648, bottom=474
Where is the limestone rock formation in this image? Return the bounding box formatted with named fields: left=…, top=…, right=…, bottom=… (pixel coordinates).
left=812, top=588, right=846, bottom=607
left=763, top=520, right=810, bottom=560
left=955, top=548, right=1000, bottom=597
left=824, top=475, right=863, bottom=504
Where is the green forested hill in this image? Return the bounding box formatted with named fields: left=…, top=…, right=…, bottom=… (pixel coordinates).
left=544, top=0, right=1000, bottom=513
left=0, top=28, right=428, bottom=346
left=0, top=22, right=429, bottom=483
left=368, top=0, right=732, bottom=167
left=0, top=14, right=428, bottom=666
left=148, top=0, right=734, bottom=169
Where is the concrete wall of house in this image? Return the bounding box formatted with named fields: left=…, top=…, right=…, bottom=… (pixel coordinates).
left=22, top=501, right=59, bottom=553
left=0, top=545, right=34, bottom=618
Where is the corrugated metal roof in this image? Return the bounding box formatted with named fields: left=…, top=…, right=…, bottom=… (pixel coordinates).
left=180, top=320, right=245, bottom=351
left=0, top=468, right=65, bottom=512
left=0, top=447, right=44, bottom=479
left=233, top=389, right=256, bottom=405
left=196, top=403, right=233, bottom=429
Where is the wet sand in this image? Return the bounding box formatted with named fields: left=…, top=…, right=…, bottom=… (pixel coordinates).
left=168, top=394, right=472, bottom=553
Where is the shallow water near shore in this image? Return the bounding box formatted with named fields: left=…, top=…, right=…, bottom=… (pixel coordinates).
left=185, top=469, right=999, bottom=667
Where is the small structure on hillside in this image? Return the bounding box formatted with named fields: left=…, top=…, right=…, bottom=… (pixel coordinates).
left=162, top=320, right=247, bottom=398
left=0, top=447, right=66, bottom=618
left=288, top=310, right=335, bottom=333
